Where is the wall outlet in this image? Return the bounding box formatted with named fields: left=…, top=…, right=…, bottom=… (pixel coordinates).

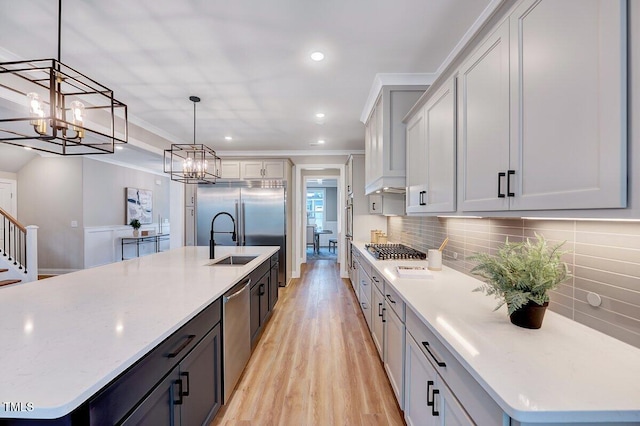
left=452, top=252, right=458, bottom=260
left=70, top=220, right=78, bottom=228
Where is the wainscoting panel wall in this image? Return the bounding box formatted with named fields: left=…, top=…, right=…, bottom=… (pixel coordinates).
left=387, top=216, right=640, bottom=349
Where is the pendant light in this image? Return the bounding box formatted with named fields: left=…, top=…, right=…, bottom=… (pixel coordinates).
left=0, top=0, right=128, bottom=155
left=164, top=96, right=221, bottom=184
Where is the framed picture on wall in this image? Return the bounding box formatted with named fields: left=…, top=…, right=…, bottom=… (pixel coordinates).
left=126, top=187, right=153, bottom=224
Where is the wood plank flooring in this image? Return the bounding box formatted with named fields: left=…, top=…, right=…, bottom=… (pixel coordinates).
left=212, top=259, right=405, bottom=426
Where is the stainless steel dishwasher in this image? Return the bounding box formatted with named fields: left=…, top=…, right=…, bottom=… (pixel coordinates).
left=222, top=277, right=251, bottom=403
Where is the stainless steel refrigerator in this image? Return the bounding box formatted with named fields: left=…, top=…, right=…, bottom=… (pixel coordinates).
left=196, top=185, right=286, bottom=286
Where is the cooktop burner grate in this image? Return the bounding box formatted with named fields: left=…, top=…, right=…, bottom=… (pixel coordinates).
left=365, top=243, right=426, bottom=260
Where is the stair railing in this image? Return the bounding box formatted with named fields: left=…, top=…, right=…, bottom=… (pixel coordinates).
left=0, top=207, right=38, bottom=282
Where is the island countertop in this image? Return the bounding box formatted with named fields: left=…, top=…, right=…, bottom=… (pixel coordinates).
left=0, top=245, right=278, bottom=420
left=353, top=242, right=640, bottom=424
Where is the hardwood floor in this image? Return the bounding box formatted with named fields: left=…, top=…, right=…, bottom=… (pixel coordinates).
left=212, top=259, right=405, bottom=426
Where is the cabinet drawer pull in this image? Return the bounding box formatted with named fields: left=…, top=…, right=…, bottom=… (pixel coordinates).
left=168, top=334, right=196, bottom=358
left=386, top=294, right=396, bottom=304
left=174, top=379, right=183, bottom=405
left=382, top=307, right=386, bottom=323
left=497, top=172, right=506, bottom=198
left=427, top=380, right=434, bottom=407
left=372, top=202, right=376, bottom=211
left=372, top=276, right=379, bottom=283
left=432, top=389, right=440, bottom=416
left=378, top=302, right=383, bottom=317
left=507, top=169, right=515, bottom=197
left=422, top=341, right=447, bottom=367
left=419, top=190, right=427, bottom=206
left=361, top=302, right=368, bottom=309
left=259, top=283, right=266, bottom=296
left=181, top=372, right=190, bottom=396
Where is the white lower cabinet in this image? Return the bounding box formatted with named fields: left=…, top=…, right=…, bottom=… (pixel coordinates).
left=371, top=285, right=385, bottom=357
left=405, top=308, right=505, bottom=425
left=358, top=264, right=372, bottom=330
left=405, top=332, right=472, bottom=426
left=383, top=302, right=405, bottom=408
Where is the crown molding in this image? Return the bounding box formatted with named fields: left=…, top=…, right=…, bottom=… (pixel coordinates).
left=359, top=73, right=438, bottom=124
left=216, top=149, right=364, bottom=157
left=436, top=0, right=505, bottom=75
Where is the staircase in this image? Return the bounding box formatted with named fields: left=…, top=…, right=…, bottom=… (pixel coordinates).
left=0, top=268, right=22, bottom=287
left=0, top=207, right=38, bottom=285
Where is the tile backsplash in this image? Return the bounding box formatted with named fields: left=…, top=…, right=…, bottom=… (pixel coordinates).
left=387, top=216, right=640, bottom=349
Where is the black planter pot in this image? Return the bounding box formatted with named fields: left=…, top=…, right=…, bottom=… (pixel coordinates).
left=509, top=301, right=549, bottom=329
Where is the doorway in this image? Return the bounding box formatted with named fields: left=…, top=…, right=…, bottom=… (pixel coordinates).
left=305, top=178, right=338, bottom=261
left=293, top=164, right=346, bottom=279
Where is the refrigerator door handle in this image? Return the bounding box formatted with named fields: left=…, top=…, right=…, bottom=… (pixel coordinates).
left=241, top=202, right=246, bottom=246
left=235, top=201, right=240, bottom=246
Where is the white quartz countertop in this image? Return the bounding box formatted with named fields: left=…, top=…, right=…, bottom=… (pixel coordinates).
left=353, top=242, right=640, bottom=424
left=0, top=245, right=278, bottom=420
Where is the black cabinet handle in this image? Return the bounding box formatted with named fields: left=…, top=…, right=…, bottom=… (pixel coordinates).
left=174, top=379, right=183, bottom=405
left=382, top=307, right=386, bottom=323
left=372, top=202, right=376, bottom=211
left=422, top=341, right=446, bottom=367
left=497, top=172, right=506, bottom=198
left=372, top=276, right=379, bottom=283
left=432, top=389, right=440, bottom=416
left=378, top=302, right=383, bottom=317
left=386, top=294, right=396, bottom=304
left=180, top=372, right=190, bottom=396
left=419, top=190, right=427, bottom=206
left=168, top=334, right=196, bottom=358
left=259, top=283, right=265, bottom=296
left=427, top=380, right=434, bottom=407
left=507, top=170, right=515, bottom=197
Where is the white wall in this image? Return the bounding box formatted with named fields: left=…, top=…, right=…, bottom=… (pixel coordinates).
left=82, top=158, right=170, bottom=227
left=17, top=157, right=84, bottom=272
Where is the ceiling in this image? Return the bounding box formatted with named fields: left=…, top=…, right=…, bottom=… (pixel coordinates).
left=0, top=0, right=494, bottom=167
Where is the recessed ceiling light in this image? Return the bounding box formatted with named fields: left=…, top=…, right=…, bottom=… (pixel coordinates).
left=23, top=146, right=32, bottom=151
left=224, top=136, right=233, bottom=141
left=315, top=113, right=325, bottom=119
left=115, top=146, right=124, bottom=150
left=310, top=51, right=325, bottom=61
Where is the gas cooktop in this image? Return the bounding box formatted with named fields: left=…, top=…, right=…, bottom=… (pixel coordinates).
left=365, top=243, right=426, bottom=260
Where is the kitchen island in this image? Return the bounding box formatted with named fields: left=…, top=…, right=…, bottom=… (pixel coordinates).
left=352, top=241, right=640, bottom=425
left=0, top=245, right=278, bottom=423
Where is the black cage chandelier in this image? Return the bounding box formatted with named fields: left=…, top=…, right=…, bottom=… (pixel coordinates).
left=0, top=0, right=128, bottom=155
left=164, top=96, right=221, bottom=184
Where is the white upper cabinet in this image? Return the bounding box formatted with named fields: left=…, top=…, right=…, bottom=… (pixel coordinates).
left=240, top=160, right=285, bottom=180
left=459, top=0, right=627, bottom=212
left=459, top=21, right=511, bottom=212
left=365, top=86, right=426, bottom=195
left=219, top=160, right=241, bottom=180
left=406, top=78, right=456, bottom=214
left=405, top=103, right=427, bottom=213
left=508, top=0, right=627, bottom=210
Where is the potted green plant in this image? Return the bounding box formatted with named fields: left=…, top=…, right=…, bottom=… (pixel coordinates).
left=129, top=219, right=141, bottom=237
left=469, top=233, right=570, bottom=329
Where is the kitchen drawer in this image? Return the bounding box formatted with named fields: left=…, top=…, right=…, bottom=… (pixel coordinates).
left=406, top=308, right=504, bottom=425
left=384, top=281, right=405, bottom=321
left=370, top=267, right=383, bottom=292
left=90, top=298, right=222, bottom=425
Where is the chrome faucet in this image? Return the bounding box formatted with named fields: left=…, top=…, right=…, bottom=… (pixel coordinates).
left=210, top=212, right=237, bottom=259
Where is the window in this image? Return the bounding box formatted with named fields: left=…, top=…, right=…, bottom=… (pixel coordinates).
left=306, top=188, right=325, bottom=229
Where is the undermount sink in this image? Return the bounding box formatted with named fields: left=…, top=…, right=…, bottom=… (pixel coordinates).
left=208, top=255, right=258, bottom=266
